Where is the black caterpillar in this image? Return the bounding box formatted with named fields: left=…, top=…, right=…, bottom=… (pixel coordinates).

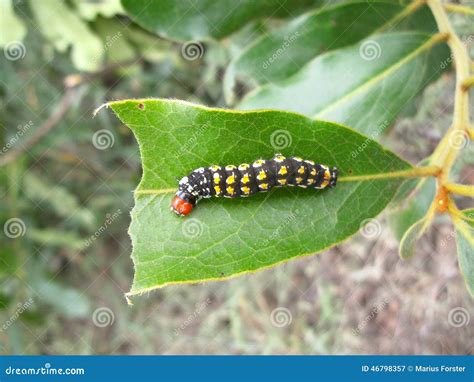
left=171, top=154, right=338, bottom=216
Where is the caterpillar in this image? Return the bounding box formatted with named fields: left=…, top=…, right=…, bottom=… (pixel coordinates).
left=171, top=154, right=338, bottom=216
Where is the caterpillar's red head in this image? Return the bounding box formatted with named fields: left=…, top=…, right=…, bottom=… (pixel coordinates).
left=171, top=195, right=194, bottom=216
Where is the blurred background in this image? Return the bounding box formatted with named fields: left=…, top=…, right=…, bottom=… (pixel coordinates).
left=0, top=0, right=473, bottom=355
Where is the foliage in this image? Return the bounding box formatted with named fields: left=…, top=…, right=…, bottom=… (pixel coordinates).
left=97, top=0, right=473, bottom=299
left=0, top=0, right=472, bottom=335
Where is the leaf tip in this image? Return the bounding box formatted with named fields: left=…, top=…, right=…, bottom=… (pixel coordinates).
left=92, top=102, right=110, bottom=117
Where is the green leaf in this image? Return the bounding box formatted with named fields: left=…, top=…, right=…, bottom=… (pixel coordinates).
left=399, top=215, right=429, bottom=259
left=0, top=0, right=27, bottom=47
left=224, top=0, right=436, bottom=103
left=30, top=0, right=104, bottom=72
left=455, top=209, right=474, bottom=297
left=104, top=98, right=411, bottom=297
left=238, top=32, right=449, bottom=136
left=120, top=0, right=323, bottom=41
left=389, top=176, right=436, bottom=241
left=72, top=0, right=124, bottom=21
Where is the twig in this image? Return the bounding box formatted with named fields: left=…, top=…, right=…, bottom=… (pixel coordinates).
left=428, top=0, right=471, bottom=178
left=0, top=88, right=76, bottom=167
left=443, top=3, right=474, bottom=16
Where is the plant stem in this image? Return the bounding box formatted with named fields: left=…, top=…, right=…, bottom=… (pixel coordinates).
left=468, top=128, right=474, bottom=140
left=443, top=3, right=474, bottom=16
left=445, top=183, right=474, bottom=197
left=428, top=0, right=471, bottom=180
left=461, top=76, right=474, bottom=90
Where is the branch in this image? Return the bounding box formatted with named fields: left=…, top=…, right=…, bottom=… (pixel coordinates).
left=445, top=183, right=474, bottom=197
left=0, top=88, right=76, bottom=167
left=443, top=3, right=474, bottom=16
left=428, top=0, right=471, bottom=179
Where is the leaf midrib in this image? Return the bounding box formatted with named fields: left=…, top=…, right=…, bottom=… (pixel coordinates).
left=314, top=32, right=446, bottom=118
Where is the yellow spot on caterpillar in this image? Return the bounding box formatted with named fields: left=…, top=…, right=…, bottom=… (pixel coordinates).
left=238, top=163, right=249, bottom=170
left=214, top=185, right=221, bottom=194
left=210, top=165, right=220, bottom=171
left=278, top=179, right=287, bottom=185
left=324, top=169, right=331, bottom=180
left=225, top=165, right=236, bottom=170
left=278, top=166, right=287, bottom=175
left=241, top=186, right=250, bottom=194
left=294, top=156, right=303, bottom=162
left=298, top=166, right=305, bottom=174
left=213, top=174, right=220, bottom=183
left=320, top=180, right=329, bottom=188
left=226, top=175, right=235, bottom=184
left=259, top=183, right=268, bottom=190
left=226, top=186, right=235, bottom=195
left=253, top=160, right=264, bottom=167
left=310, top=169, right=317, bottom=176
left=275, top=155, right=286, bottom=162
left=241, top=174, right=250, bottom=184
left=257, top=170, right=266, bottom=180
left=305, top=160, right=315, bottom=165
left=295, top=177, right=303, bottom=184
left=307, top=179, right=315, bottom=185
